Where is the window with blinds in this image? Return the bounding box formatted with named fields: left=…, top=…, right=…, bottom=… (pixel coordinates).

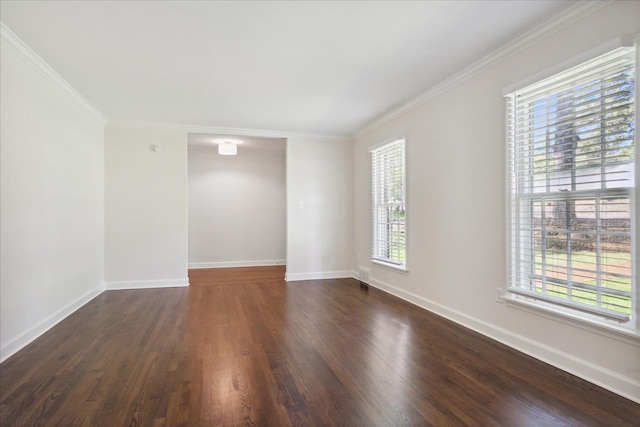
left=506, top=47, right=635, bottom=323
left=371, top=138, right=406, bottom=268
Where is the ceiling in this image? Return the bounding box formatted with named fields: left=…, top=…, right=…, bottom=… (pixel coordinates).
left=1, top=1, right=577, bottom=136
left=188, top=133, right=286, bottom=152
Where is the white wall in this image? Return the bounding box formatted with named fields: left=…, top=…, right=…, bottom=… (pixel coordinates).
left=104, top=126, right=189, bottom=289
left=286, top=136, right=353, bottom=280
left=0, top=38, right=105, bottom=361
left=188, top=145, right=286, bottom=268
left=352, top=1, right=640, bottom=401
left=107, top=130, right=352, bottom=283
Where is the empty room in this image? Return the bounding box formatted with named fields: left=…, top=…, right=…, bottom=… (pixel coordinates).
left=1, top=1, right=639, bottom=425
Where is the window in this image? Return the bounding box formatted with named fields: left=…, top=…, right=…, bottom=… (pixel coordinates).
left=371, top=138, right=406, bottom=268
left=506, top=47, right=636, bottom=324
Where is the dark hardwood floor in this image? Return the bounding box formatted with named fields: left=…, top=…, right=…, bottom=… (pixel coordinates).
left=1, top=266, right=638, bottom=426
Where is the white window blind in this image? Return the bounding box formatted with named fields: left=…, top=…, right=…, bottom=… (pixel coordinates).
left=506, top=47, right=635, bottom=323
left=371, top=139, right=406, bottom=267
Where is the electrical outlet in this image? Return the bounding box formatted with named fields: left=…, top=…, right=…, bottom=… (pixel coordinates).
left=496, top=287, right=505, bottom=303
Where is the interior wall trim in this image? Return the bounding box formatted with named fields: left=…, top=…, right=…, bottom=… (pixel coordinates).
left=354, top=0, right=612, bottom=138
left=189, top=260, right=286, bottom=269
left=0, top=285, right=104, bottom=363
left=359, top=274, right=640, bottom=404
left=104, top=278, right=190, bottom=290
left=285, top=271, right=354, bottom=282
left=106, top=120, right=350, bottom=142
left=0, top=22, right=107, bottom=124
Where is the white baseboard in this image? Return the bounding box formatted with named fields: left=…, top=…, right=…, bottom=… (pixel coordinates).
left=189, top=260, right=286, bottom=269
left=0, top=284, right=104, bottom=363
left=105, top=278, right=190, bottom=290
left=362, top=275, right=640, bottom=404
left=285, top=270, right=353, bottom=281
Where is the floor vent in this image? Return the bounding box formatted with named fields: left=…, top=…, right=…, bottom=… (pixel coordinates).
left=358, top=266, right=370, bottom=283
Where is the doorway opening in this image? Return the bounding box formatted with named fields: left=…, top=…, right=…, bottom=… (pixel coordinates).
left=187, top=133, right=287, bottom=272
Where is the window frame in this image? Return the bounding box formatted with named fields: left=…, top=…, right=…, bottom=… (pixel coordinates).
left=504, top=41, right=638, bottom=333
left=370, top=137, right=408, bottom=271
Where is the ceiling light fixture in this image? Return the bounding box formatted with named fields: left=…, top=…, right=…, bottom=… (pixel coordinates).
left=218, top=141, right=237, bottom=156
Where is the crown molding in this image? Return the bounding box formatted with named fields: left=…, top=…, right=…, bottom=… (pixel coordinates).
left=106, top=120, right=350, bottom=142
left=354, top=0, right=613, bottom=138
left=1, top=22, right=107, bottom=124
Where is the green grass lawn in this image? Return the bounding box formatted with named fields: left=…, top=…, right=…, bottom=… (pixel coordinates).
left=534, top=250, right=632, bottom=314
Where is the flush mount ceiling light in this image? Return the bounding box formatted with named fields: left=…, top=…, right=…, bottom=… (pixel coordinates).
left=217, top=141, right=237, bottom=156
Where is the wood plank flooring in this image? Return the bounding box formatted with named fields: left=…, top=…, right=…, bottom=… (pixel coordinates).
left=1, top=266, right=638, bottom=426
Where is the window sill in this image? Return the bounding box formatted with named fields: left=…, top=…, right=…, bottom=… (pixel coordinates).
left=504, top=294, right=640, bottom=347
left=371, top=259, right=409, bottom=273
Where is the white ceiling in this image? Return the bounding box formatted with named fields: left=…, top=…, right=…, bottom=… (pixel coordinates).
left=1, top=1, right=576, bottom=136
left=188, top=133, right=286, bottom=152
